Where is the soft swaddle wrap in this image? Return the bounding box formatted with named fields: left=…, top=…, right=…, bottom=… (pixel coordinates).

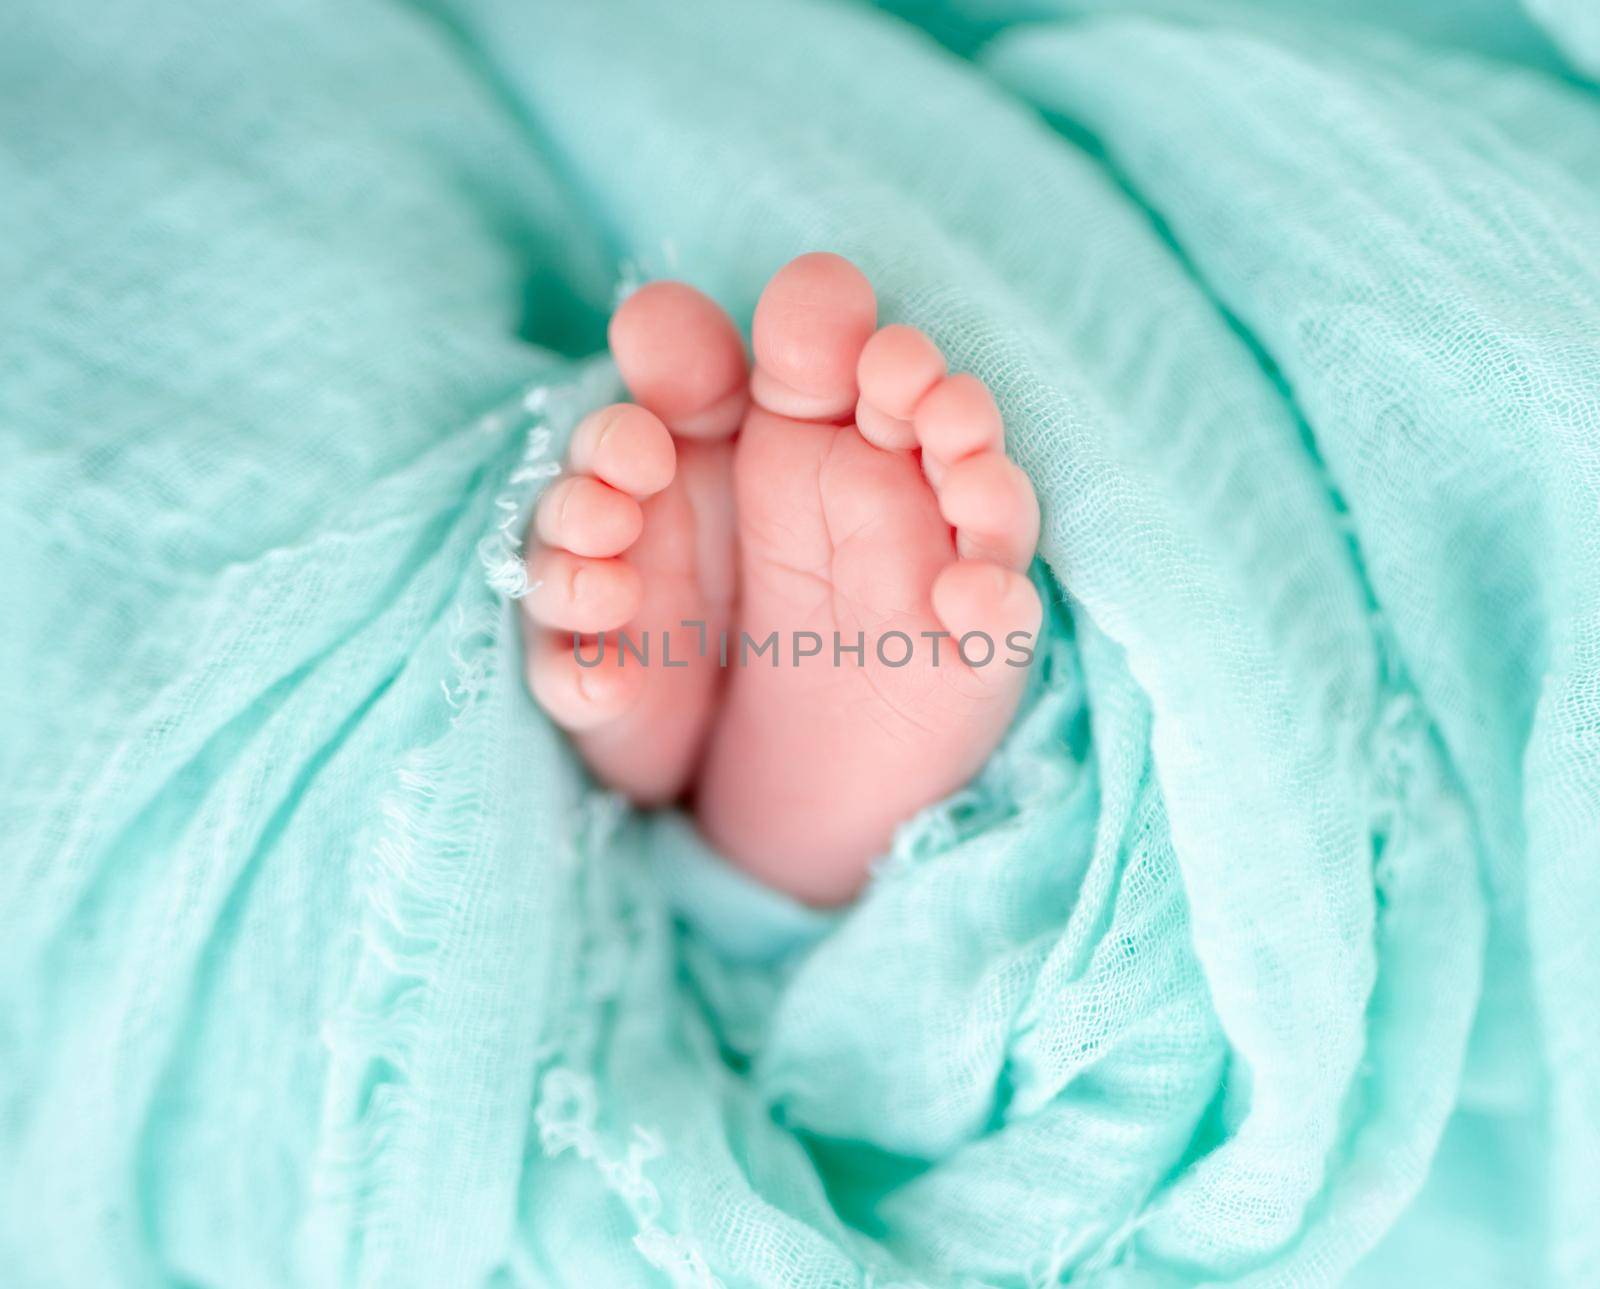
left=3, top=1, right=1598, bottom=1285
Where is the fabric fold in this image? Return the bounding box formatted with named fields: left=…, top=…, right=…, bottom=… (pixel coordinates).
left=3, top=1, right=1595, bottom=1285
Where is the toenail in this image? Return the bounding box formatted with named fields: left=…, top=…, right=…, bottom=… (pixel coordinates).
left=575, top=667, right=598, bottom=704
left=591, top=409, right=620, bottom=458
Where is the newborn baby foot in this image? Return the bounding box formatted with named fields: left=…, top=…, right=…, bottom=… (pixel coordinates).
left=523, top=282, right=745, bottom=804
left=525, top=253, right=1041, bottom=905
left=697, top=255, right=1041, bottom=903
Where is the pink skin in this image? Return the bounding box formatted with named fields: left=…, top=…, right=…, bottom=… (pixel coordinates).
left=523, top=254, right=1041, bottom=905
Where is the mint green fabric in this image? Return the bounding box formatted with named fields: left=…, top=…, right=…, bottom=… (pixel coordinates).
left=3, top=1, right=1597, bottom=1285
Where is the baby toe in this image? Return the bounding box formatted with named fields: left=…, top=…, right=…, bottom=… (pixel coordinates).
left=913, top=373, right=1004, bottom=481
left=751, top=252, right=877, bottom=422
left=523, top=547, right=643, bottom=634
left=567, top=404, right=676, bottom=498
left=858, top=324, right=946, bottom=420
left=610, top=282, right=748, bottom=439
left=534, top=476, right=645, bottom=558
left=856, top=324, right=945, bottom=450
left=930, top=560, right=1043, bottom=679
left=937, top=451, right=1040, bottom=571
left=527, top=631, right=648, bottom=731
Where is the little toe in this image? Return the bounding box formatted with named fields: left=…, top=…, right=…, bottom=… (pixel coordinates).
left=938, top=451, right=1040, bottom=570
left=751, top=252, right=877, bottom=421
left=930, top=560, right=1043, bottom=679
left=856, top=324, right=946, bottom=450
left=609, top=283, right=748, bottom=439
left=913, top=373, right=1005, bottom=484
left=527, top=631, right=648, bottom=731
left=567, top=404, right=676, bottom=498
left=523, top=547, right=643, bottom=634
left=534, top=476, right=644, bottom=558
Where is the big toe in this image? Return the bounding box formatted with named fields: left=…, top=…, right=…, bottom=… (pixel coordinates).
left=610, top=281, right=748, bottom=439
left=751, top=252, right=877, bottom=422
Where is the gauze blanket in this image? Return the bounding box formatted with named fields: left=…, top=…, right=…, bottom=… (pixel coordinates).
left=3, top=1, right=1598, bottom=1285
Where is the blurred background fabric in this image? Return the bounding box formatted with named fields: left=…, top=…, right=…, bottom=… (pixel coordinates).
left=2, top=1, right=1598, bottom=1285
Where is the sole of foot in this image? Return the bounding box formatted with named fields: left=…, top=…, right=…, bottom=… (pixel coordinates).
left=526, top=254, right=1041, bottom=905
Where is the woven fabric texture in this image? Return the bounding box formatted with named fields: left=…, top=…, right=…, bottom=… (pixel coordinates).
left=2, top=1, right=1597, bottom=1285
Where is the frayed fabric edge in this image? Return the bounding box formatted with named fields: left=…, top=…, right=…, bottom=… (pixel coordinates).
left=302, top=363, right=608, bottom=1285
